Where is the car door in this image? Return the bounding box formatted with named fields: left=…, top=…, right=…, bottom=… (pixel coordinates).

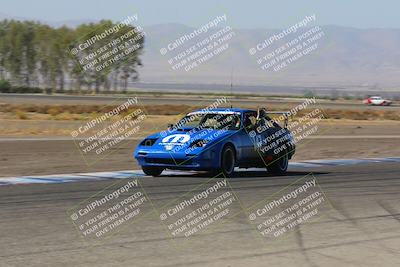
left=238, top=111, right=259, bottom=162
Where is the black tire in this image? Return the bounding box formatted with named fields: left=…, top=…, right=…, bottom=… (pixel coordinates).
left=267, top=151, right=289, bottom=175
left=142, top=166, right=164, bottom=177
left=220, top=145, right=236, bottom=177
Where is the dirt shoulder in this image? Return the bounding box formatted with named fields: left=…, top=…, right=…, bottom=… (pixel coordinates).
left=1, top=119, right=399, bottom=177
left=1, top=137, right=399, bottom=177
left=1, top=116, right=400, bottom=137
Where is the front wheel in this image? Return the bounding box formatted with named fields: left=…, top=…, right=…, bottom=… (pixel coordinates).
left=267, top=151, right=288, bottom=175
left=220, top=145, right=236, bottom=177
left=142, top=166, right=164, bottom=177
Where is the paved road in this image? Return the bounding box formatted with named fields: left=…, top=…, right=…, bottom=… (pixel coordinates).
left=0, top=161, right=399, bottom=266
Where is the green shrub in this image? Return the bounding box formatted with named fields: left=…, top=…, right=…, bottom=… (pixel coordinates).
left=303, top=90, right=315, bottom=99
left=0, top=79, right=11, bottom=92
left=0, top=83, right=43, bottom=94
left=11, top=86, right=43, bottom=93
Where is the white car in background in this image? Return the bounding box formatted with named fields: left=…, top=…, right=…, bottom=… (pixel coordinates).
left=363, top=96, right=392, bottom=106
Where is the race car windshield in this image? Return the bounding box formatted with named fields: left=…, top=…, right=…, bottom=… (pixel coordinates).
left=177, top=113, right=240, bottom=130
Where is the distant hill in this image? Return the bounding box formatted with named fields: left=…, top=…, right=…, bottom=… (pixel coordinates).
left=140, top=24, right=400, bottom=89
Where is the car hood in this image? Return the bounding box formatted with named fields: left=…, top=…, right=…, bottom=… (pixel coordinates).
left=148, top=128, right=233, bottom=153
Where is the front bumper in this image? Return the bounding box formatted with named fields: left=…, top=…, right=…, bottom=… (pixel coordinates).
left=134, top=148, right=218, bottom=170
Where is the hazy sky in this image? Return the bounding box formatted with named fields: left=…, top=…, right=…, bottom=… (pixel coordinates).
left=0, top=0, right=399, bottom=29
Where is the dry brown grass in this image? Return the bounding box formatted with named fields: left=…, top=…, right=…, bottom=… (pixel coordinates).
left=14, top=109, right=28, bottom=120
left=0, top=103, right=399, bottom=121
left=46, top=107, right=62, bottom=116
left=0, top=104, right=191, bottom=117
left=320, top=109, right=400, bottom=121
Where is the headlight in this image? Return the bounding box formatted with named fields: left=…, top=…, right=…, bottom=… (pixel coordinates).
left=140, top=138, right=157, bottom=146
left=190, top=139, right=208, bottom=148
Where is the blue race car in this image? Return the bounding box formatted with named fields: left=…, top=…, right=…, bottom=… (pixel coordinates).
left=134, top=108, right=295, bottom=177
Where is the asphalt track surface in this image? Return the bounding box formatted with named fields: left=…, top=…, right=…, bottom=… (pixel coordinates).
left=1, top=161, right=400, bottom=266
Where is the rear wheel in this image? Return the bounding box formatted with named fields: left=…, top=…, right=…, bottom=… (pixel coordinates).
left=142, top=166, right=164, bottom=177
left=267, top=151, right=288, bottom=175
left=220, top=145, right=235, bottom=177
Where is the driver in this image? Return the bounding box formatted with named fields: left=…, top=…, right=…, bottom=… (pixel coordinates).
left=256, top=107, right=280, bottom=128
left=244, top=114, right=257, bottom=129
